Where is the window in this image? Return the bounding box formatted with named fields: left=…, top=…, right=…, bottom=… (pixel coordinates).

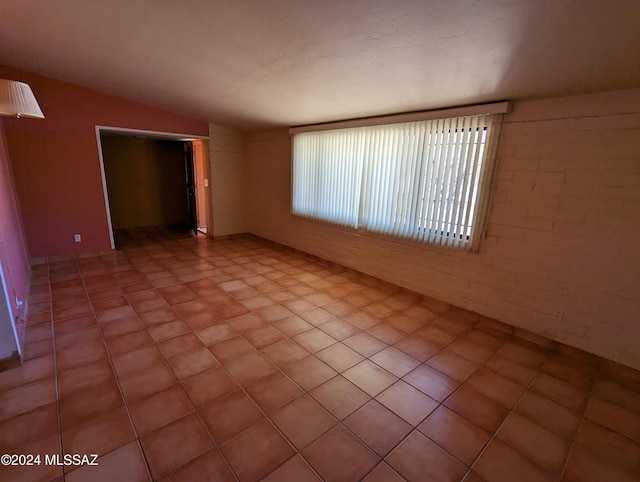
left=291, top=103, right=506, bottom=251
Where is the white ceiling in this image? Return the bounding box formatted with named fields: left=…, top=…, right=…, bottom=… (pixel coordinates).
left=1, top=0, right=639, bottom=131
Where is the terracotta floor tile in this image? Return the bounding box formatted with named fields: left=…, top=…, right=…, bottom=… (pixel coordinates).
left=575, top=418, right=640, bottom=474
left=484, top=354, right=536, bottom=385
left=343, top=332, right=388, bottom=357
left=181, top=367, right=239, bottom=407
left=0, top=354, right=55, bottom=392
left=444, top=385, right=509, bottom=433
left=157, top=284, right=198, bottom=305
left=57, top=340, right=108, bottom=373
left=199, top=390, right=263, bottom=442
left=126, top=289, right=168, bottom=313
left=196, top=323, right=235, bottom=346
left=318, top=319, right=360, bottom=340
left=171, top=299, right=212, bottom=319
left=220, top=418, right=295, bottom=482
left=119, top=363, right=177, bottom=403
left=65, top=441, right=150, bottom=482
left=62, top=406, right=135, bottom=458
left=283, top=355, right=338, bottom=391
left=7, top=234, right=640, bottom=482
left=562, top=446, right=637, bottom=482
left=22, top=337, right=55, bottom=361
left=393, top=335, right=440, bottom=362
left=294, top=328, right=338, bottom=353
left=371, top=347, right=420, bottom=377
left=245, top=372, right=304, bottom=414
left=529, top=373, right=590, bottom=412
left=60, top=379, right=124, bottom=431
left=447, top=338, right=494, bottom=364
left=311, top=375, right=370, bottom=420
left=159, top=449, right=236, bottom=482
left=414, top=324, right=456, bottom=347
left=244, top=325, right=285, bottom=348
left=95, top=304, right=138, bottom=324
left=386, top=430, right=466, bottom=482
left=157, top=332, right=203, bottom=358
left=426, top=350, right=479, bottom=382
left=257, top=304, right=296, bottom=323
left=473, top=439, right=555, bottom=482
left=0, top=401, right=59, bottom=452
left=273, top=315, right=314, bottom=337
left=272, top=395, right=337, bottom=449
left=541, top=356, right=595, bottom=389
left=0, top=376, right=57, bottom=421
left=344, top=400, right=412, bottom=457
left=226, top=352, right=278, bottom=386
left=147, top=319, right=191, bottom=343
left=497, top=412, right=570, bottom=473
left=112, top=345, right=165, bottom=378
left=105, top=329, right=154, bottom=356
left=91, top=295, right=130, bottom=312
left=0, top=434, right=62, bottom=482
left=367, top=323, right=406, bottom=344
left=592, top=377, right=640, bottom=415
left=585, top=397, right=640, bottom=443
left=385, top=312, right=425, bottom=334
left=261, top=339, right=311, bottom=367
left=167, top=347, right=220, bottom=380
left=497, top=341, right=549, bottom=369
left=262, top=455, right=321, bottom=481
left=53, top=314, right=97, bottom=336
left=376, top=380, right=438, bottom=426
left=140, top=413, right=213, bottom=479
left=209, top=336, right=257, bottom=364
left=55, top=326, right=102, bottom=350
left=515, top=391, right=581, bottom=439
left=343, top=360, right=398, bottom=397
left=138, top=307, right=177, bottom=327
left=315, top=342, right=364, bottom=372
left=302, top=425, right=379, bottom=482
left=419, top=405, right=490, bottom=465
left=343, top=311, right=381, bottom=330
left=227, top=312, right=267, bottom=333
left=466, top=367, right=526, bottom=409
left=129, top=385, right=193, bottom=435
left=403, top=364, right=459, bottom=402
left=362, top=462, right=405, bottom=482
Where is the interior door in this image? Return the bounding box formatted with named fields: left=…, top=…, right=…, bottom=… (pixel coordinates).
left=184, top=142, right=198, bottom=235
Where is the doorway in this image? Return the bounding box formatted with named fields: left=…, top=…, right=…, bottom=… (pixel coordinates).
left=96, top=127, right=210, bottom=249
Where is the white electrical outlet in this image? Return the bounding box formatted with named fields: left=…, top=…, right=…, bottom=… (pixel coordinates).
left=74, top=234, right=81, bottom=242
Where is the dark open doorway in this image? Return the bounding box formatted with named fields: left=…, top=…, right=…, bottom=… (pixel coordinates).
left=97, top=129, right=209, bottom=248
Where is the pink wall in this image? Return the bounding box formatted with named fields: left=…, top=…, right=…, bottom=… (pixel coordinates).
left=0, top=66, right=209, bottom=258
left=0, top=118, right=30, bottom=333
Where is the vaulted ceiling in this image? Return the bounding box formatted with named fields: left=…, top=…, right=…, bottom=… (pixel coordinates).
left=1, top=0, right=639, bottom=130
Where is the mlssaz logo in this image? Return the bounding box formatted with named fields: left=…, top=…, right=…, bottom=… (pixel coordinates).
left=45, top=454, right=99, bottom=466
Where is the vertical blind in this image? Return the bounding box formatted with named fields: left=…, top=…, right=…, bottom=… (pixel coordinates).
left=292, top=112, right=503, bottom=251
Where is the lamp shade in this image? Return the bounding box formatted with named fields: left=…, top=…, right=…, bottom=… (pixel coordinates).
left=0, top=79, right=45, bottom=119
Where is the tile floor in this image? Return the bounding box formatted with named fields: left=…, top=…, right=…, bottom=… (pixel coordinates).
left=1, top=231, right=639, bottom=481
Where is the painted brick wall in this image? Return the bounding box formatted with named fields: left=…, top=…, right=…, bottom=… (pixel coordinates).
left=209, top=124, right=247, bottom=236
left=245, top=89, right=640, bottom=370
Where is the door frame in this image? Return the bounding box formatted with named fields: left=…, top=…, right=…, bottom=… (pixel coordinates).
left=95, top=126, right=209, bottom=249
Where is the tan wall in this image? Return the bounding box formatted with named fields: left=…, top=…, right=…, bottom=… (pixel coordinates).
left=246, top=89, right=640, bottom=370
left=102, top=136, right=190, bottom=229
left=209, top=124, right=247, bottom=236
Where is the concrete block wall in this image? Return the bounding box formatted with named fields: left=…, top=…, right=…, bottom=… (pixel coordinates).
left=243, top=89, right=640, bottom=370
